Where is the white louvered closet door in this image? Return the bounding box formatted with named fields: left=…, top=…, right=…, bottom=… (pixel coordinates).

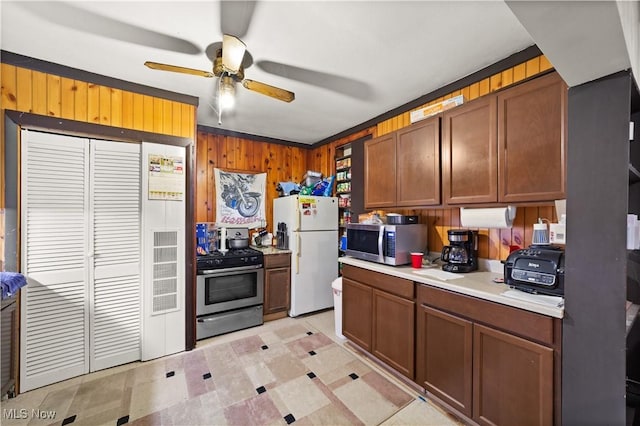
left=21, top=132, right=142, bottom=392
left=20, top=131, right=90, bottom=392
left=90, top=140, right=141, bottom=371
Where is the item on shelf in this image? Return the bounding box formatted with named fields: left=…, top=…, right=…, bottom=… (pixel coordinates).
left=336, top=157, right=351, bottom=170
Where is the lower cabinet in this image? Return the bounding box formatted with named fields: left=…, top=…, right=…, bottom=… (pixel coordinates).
left=416, top=284, right=558, bottom=426
left=263, top=253, right=291, bottom=320
left=342, top=265, right=415, bottom=379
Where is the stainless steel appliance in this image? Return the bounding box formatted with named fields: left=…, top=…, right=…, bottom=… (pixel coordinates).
left=345, top=223, right=427, bottom=266
left=441, top=229, right=478, bottom=273
left=196, top=240, right=264, bottom=340
left=504, top=245, right=565, bottom=296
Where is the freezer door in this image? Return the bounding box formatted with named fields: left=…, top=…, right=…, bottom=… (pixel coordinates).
left=290, top=230, right=338, bottom=317
left=273, top=196, right=338, bottom=232
left=297, top=196, right=338, bottom=231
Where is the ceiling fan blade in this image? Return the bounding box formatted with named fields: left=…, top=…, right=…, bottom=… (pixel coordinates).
left=222, top=35, right=247, bottom=75
left=256, top=60, right=374, bottom=101
left=242, top=80, right=295, bottom=103
left=220, top=1, right=257, bottom=39
left=144, top=61, right=214, bottom=78
left=14, top=2, right=201, bottom=55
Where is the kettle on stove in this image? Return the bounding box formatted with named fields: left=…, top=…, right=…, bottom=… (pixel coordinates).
left=441, top=229, right=478, bottom=273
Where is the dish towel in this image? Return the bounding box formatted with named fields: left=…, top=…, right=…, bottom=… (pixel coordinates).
left=1, top=272, right=27, bottom=300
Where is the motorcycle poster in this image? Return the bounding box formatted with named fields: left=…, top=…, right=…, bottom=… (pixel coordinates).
left=214, top=168, right=266, bottom=228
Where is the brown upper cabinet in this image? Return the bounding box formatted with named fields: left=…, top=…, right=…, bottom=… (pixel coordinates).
left=365, top=116, right=441, bottom=209
left=443, top=71, right=567, bottom=205
left=442, top=95, right=498, bottom=204
left=497, top=72, right=567, bottom=203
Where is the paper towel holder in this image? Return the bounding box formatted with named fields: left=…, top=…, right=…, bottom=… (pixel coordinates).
left=459, top=205, right=517, bottom=229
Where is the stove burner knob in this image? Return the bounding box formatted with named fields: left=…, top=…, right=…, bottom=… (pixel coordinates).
left=214, top=258, right=223, bottom=265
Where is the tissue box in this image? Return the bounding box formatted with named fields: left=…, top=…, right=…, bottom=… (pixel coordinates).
left=196, top=222, right=217, bottom=255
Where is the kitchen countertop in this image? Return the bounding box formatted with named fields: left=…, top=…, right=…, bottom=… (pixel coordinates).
left=251, top=246, right=291, bottom=255
left=339, top=256, right=564, bottom=319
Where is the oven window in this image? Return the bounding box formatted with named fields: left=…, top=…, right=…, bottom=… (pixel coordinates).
left=204, top=273, right=257, bottom=305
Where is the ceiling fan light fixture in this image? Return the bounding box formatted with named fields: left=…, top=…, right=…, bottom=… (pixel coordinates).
left=222, top=34, right=246, bottom=74
left=219, top=75, right=236, bottom=111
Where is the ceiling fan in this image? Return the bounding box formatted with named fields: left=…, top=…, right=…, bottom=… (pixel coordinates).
left=144, top=34, right=295, bottom=123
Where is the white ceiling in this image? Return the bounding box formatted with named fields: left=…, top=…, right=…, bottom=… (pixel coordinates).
left=0, top=1, right=635, bottom=145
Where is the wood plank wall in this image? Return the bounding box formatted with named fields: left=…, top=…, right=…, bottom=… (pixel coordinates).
left=195, top=132, right=308, bottom=229
left=307, top=55, right=558, bottom=261
left=0, top=62, right=197, bottom=268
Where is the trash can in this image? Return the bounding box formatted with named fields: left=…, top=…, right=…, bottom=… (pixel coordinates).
left=331, top=277, right=345, bottom=339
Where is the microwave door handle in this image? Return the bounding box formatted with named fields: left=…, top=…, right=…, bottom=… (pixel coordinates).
left=377, top=225, right=385, bottom=263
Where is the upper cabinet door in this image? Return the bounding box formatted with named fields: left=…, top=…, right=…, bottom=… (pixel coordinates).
left=396, top=117, right=441, bottom=206
left=498, top=72, right=567, bottom=203
left=364, top=134, right=397, bottom=208
left=442, top=96, right=498, bottom=204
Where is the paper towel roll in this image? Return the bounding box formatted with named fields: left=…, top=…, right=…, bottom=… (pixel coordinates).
left=460, top=206, right=516, bottom=228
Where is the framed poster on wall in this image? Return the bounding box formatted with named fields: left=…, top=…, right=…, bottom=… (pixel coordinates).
left=214, top=168, right=266, bottom=228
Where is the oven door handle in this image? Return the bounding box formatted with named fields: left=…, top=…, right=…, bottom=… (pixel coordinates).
left=198, top=264, right=263, bottom=275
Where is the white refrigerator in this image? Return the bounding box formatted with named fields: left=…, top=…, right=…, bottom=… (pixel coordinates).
left=273, top=195, right=339, bottom=317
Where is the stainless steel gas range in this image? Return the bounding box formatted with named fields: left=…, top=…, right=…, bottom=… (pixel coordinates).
left=196, top=247, right=264, bottom=340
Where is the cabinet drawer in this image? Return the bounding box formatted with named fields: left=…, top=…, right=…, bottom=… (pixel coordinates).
left=417, top=284, right=556, bottom=346
left=342, top=265, right=413, bottom=299
left=264, top=253, right=291, bottom=268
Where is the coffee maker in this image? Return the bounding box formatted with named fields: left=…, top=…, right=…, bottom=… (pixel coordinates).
left=441, top=229, right=478, bottom=273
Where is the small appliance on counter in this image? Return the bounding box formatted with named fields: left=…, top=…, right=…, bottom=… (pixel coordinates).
left=504, top=245, right=565, bottom=296
left=345, top=223, right=427, bottom=266
left=441, top=229, right=478, bottom=273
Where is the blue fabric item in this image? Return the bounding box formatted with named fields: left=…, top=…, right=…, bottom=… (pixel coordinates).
left=278, top=182, right=300, bottom=196
left=1, top=272, right=27, bottom=300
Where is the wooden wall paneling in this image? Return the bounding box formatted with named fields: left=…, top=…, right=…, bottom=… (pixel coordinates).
left=99, top=85, right=111, bottom=125
left=513, top=63, right=527, bottom=83
left=195, top=131, right=210, bottom=223
left=478, top=78, right=490, bottom=97
left=32, top=71, right=47, bottom=116
left=88, top=83, right=100, bottom=123
left=132, top=93, right=144, bottom=131
left=142, top=95, right=153, bottom=132
left=16, top=67, right=32, bottom=113
left=152, top=97, right=163, bottom=133
left=488, top=228, right=501, bottom=260
left=540, top=56, right=553, bottom=72
left=477, top=228, right=489, bottom=259
left=526, top=57, right=541, bottom=77
left=501, top=68, right=514, bottom=88
left=110, top=88, right=123, bottom=128
left=511, top=206, right=526, bottom=250
left=60, top=78, right=75, bottom=120
left=490, top=73, right=503, bottom=92
left=469, top=82, right=480, bottom=101
left=47, top=74, right=61, bottom=117
left=74, top=81, right=88, bottom=123
left=121, top=91, right=134, bottom=130
left=1, top=63, right=17, bottom=111
left=171, top=102, right=181, bottom=137
left=160, top=99, right=171, bottom=135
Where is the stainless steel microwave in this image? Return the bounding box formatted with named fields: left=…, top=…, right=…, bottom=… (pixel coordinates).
left=345, top=223, right=427, bottom=266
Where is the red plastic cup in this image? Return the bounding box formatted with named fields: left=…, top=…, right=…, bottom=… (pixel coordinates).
left=411, top=252, right=423, bottom=268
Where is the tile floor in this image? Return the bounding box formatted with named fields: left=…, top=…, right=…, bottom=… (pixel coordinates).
left=1, top=309, right=460, bottom=426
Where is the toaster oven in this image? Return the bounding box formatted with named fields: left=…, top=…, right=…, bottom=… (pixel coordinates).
left=504, top=246, right=565, bottom=296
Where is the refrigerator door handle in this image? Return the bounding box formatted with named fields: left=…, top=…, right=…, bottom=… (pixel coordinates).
left=296, top=233, right=301, bottom=274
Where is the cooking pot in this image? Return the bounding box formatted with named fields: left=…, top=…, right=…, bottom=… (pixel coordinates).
left=227, top=237, right=249, bottom=249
